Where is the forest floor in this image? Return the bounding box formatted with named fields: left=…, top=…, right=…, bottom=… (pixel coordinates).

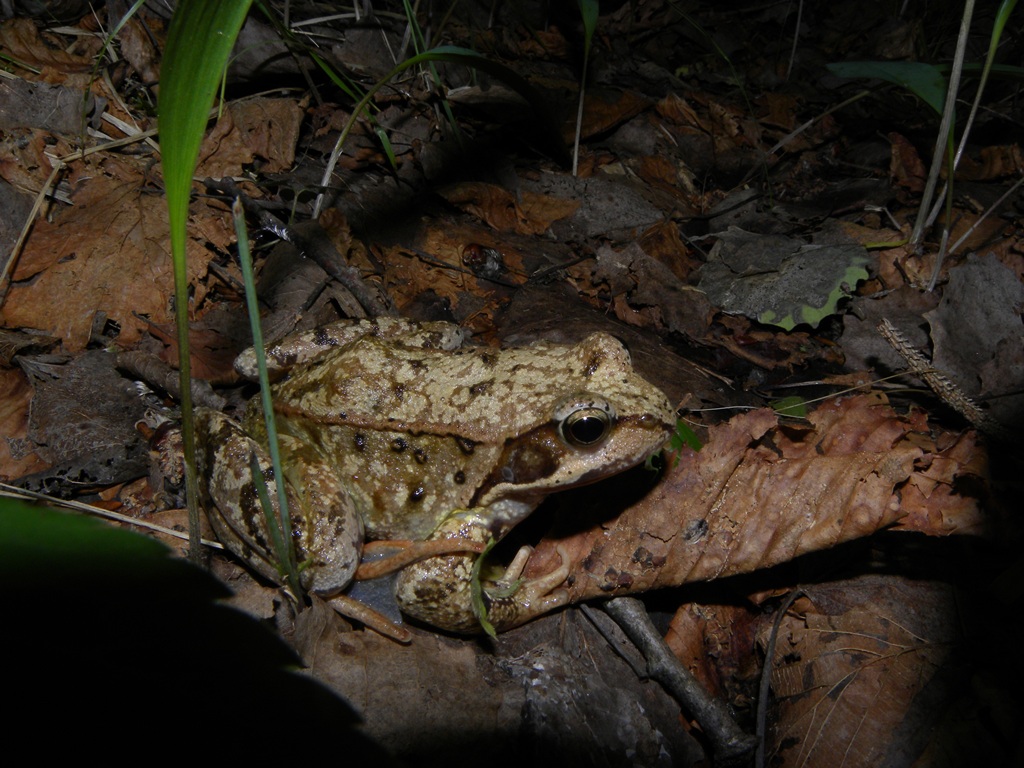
left=1, top=1, right=1021, bottom=765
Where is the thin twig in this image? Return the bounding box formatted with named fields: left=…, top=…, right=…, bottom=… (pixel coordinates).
left=756, top=590, right=805, bottom=768
left=603, top=597, right=757, bottom=760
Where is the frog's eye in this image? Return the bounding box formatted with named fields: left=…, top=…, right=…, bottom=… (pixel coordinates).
left=556, top=396, right=615, bottom=447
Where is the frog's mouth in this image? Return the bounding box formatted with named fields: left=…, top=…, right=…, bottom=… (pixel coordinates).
left=481, top=456, right=667, bottom=568
left=473, top=414, right=671, bottom=523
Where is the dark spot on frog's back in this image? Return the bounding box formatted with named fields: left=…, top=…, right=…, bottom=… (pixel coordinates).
left=313, top=327, right=337, bottom=348
left=408, top=485, right=425, bottom=502
left=413, top=447, right=428, bottom=464
left=392, top=383, right=406, bottom=400
left=455, top=436, right=476, bottom=455
left=469, top=379, right=493, bottom=396
left=353, top=433, right=367, bottom=451
left=584, top=353, right=603, bottom=377
left=391, top=437, right=408, bottom=452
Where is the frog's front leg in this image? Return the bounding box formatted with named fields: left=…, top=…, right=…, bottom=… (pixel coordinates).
left=394, top=511, right=570, bottom=633
left=196, top=409, right=363, bottom=596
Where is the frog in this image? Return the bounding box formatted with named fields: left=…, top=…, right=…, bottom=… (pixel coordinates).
left=196, top=317, right=674, bottom=636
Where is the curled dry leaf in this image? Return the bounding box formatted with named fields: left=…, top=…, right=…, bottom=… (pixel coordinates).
left=527, top=393, right=986, bottom=604
left=437, top=182, right=579, bottom=235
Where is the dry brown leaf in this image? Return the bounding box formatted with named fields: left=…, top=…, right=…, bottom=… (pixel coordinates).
left=758, top=92, right=800, bottom=130
left=574, top=88, right=651, bottom=141
left=898, top=429, right=987, bottom=535
left=376, top=240, right=476, bottom=314
left=656, top=92, right=704, bottom=133
left=636, top=154, right=691, bottom=199
left=519, top=189, right=580, bottom=231
left=760, top=577, right=958, bottom=767
left=197, top=98, right=304, bottom=178
left=0, top=129, right=67, bottom=191
left=527, top=394, right=985, bottom=603
left=0, top=19, right=93, bottom=73
left=1, top=163, right=217, bottom=351
left=438, top=182, right=525, bottom=232
left=0, top=367, right=47, bottom=480
left=639, top=220, right=700, bottom=282
left=889, top=131, right=926, bottom=196
left=514, top=26, right=570, bottom=58
left=665, top=602, right=759, bottom=702
left=116, top=16, right=163, bottom=86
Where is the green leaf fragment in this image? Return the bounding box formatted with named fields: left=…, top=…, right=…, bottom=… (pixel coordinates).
left=470, top=536, right=499, bottom=637
left=771, top=396, right=808, bottom=418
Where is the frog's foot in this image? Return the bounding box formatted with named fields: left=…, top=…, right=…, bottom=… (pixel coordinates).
left=394, top=513, right=571, bottom=634
left=482, top=544, right=571, bottom=631
left=355, top=538, right=487, bottom=580
left=324, top=594, right=412, bottom=644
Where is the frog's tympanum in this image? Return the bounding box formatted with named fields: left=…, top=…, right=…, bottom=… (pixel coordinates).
left=197, top=318, right=674, bottom=635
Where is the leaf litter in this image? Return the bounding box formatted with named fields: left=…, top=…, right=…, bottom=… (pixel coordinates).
left=0, top=2, right=1020, bottom=765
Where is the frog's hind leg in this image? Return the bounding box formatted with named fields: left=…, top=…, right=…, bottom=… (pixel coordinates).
left=197, top=409, right=289, bottom=585
left=196, top=409, right=362, bottom=596
left=323, top=594, right=412, bottom=643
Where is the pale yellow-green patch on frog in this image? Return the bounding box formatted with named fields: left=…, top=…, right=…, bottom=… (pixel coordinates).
left=197, top=318, right=674, bottom=634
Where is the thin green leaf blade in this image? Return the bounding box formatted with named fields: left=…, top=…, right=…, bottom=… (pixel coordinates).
left=158, top=0, right=252, bottom=558
left=160, top=0, right=252, bottom=237
left=577, top=0, right=599, bottom=57
left=827, top=60, right=947, bottom=113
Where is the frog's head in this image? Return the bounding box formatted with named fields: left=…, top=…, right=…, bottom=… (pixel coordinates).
left=474, top=333, right=674, bottom=525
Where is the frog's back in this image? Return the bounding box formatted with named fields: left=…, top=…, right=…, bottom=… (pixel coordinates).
left=271, top=333, right=668, bottom=441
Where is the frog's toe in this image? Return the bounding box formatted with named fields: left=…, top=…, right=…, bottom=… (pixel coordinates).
left=484, top=544, right=571, bottom=629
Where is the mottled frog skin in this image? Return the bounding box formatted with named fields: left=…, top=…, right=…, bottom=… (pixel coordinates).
left=197, top=317, right=674, bottom=633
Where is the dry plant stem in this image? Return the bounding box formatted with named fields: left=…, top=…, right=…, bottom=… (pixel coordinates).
left=911, top=0, right=974, bottom=267
left=877, top=318, right=1006, bottom=437
left=116, top=350, right=226, bottom=409
left=924, top=0, right=1014, bottom=238
left=784, top=0, right=803, bottom=81
left=755, top=590, right=805, bottom=768
left=603, top=597, right=757, bottom=760
left=947, top=175, right=1024, bottom=255
left=0, top=482, right=224, bottom=548
left=205, top=177, right=391, bottom=317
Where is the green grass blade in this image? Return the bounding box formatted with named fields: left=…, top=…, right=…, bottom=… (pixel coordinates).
left=159, top=0, right=253, bottom=559
left=231, top=199, right=302, bottom=596
left=573, top=0, right=599, bottom=175
left=827, top=61, right=948, bottom=113
left=578, top=0, right=599, bottom=44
